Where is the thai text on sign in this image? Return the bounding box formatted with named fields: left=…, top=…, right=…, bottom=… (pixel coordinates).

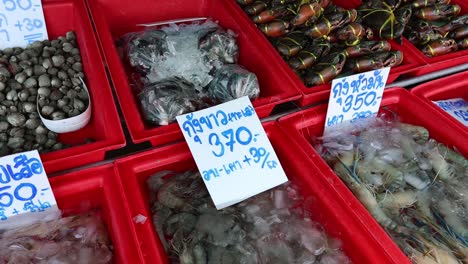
left=0, top=150, right=58, bottom=229
left=177, top=96, right=288, bottom=209
left=0, top=0, right=48, bottom=49
left=324, top=67, right=390, bottom=134
left=433, top=98, right=468, bottom=126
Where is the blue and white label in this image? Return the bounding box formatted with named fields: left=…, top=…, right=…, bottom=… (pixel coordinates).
left=0, top=150, right=57, bottom=227
left=433, top=98, right=468, bottom=127
left=324, top=67, right=390, bottom=134
left=0, top=0, right=48, bottom=49
left=177, top=97, right=288, bottom=209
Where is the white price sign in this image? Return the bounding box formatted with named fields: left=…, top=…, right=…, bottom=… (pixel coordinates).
left=433, top=98, right=468, bottom=126
left=0, top=150, right=58, bottom=229
left=0, top=0, right=48, bottom=49
left=324, top=67, right=390, bottom=134
left=177, top=97, right=288, bottom=209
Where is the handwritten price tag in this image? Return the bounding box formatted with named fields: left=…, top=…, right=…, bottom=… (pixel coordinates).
left=0, top=150, right=59, bottom=229
left=433, top=98, right=468, bottom=126
left=177, top=97, right=288, bottom=209
left=0, top=0, right=48, bottom=49
left=324, top=67, right=390, bottom=134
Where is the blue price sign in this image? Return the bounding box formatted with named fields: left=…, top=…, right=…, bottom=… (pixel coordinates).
left=0, top=0, right=48, bottom=49
left=0, top=150, right=56, bottom=224
left=177, top=97, right=288, bottom=209
left=433, top=98, right=468, bottom=127
left=324, top=67, right=390, bottom=134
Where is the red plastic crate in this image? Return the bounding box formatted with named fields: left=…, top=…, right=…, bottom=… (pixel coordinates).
left=224, top=0, right=425, bottom=106
left=115, top=121, right=400, bottom=264
left=38, top=0, right=125, bottom=173
left=86, top=0, right=301, bottom=147
left=48, top=164, right=142, bottom=263
left=278, top=88, right=468, bottom=263
left=411, top=71, right=468, bottom=135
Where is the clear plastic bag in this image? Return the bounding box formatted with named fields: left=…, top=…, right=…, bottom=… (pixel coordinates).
left=121, top=30, right=168, bottom=74
left=138, top=77, right=203, bottom=125
left=199, top=28, right=239, bottom=68
left=117, top=19, right=259, bottom=126
left=119, top=20, right=225, bottom=90
left=208, top=64, right=260, bottom=103
left=0, top=212, right=113, bottom=263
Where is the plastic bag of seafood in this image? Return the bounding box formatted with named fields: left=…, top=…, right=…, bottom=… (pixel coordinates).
left=207, top=64, right=260, bottom=103
left=199, top=27, right=239, bottom=68
left=0, top=211, right=113, bottom=263
left=118, top=29, right=169, bottom=74
left=137, top=77, right=205, bottom=126
left=117, top=19, right=260, bottom=126
left=118, top=19, right=238, bottom=91
left=315, top=116, right=468, bottom=264
left=147, top=170, right=351, bottom=264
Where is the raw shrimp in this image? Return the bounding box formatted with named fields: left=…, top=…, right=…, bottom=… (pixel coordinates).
left=333, top=150, right=400, bottom=232
left=399, top=123, right=429, bottom=144
left=192, top=243, right=207, bottom=264
left=377, top=190, right=417, bottom=210
left=147, top=170, right=349, bottom=263
left=316, top=118, right=468, bottom=263
left=425, top=147, right=457, bottom=181
left=437, top=143, right=468, bottom=169
left=157, top=180, right=188, bottom=209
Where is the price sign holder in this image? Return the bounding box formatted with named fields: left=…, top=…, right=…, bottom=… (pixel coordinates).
left=324, top=67, right=390, bottom=134
left=177, top=96, right=288, bottom=209
left=0, top=150, right=59, bottom=230
left=433, top=98, right=468, bottom=126
left=0, top=0, right=48, bottom=49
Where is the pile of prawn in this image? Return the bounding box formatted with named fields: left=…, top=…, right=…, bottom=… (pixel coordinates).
left=147, top=170, right=350, bottom=264
left=315, top=117, right=468, bottom=264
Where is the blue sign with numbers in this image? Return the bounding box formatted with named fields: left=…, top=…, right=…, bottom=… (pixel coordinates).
left=0, top=150, right=57, bottom=226
left=324, top=67, right=390, bottom=134
left=0, top=0, right=48, bottom=49
left=433, top=98, right=468, bottom=126
left=177, top=97, right=288, bottom=209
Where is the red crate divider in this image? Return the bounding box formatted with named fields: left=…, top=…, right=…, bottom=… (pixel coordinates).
left=86, top=0, right=301, bottom=147
left=115, top=121, right=400, bottom=264
left=411, top=71, right=468, bottom=135
left=49, top=164, right=142, bottom=263
left=278, top=88, right=468, bottom=263
left=224, top=0, right=426, bottom=107
left=38, top=0, right=125, bottom=174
